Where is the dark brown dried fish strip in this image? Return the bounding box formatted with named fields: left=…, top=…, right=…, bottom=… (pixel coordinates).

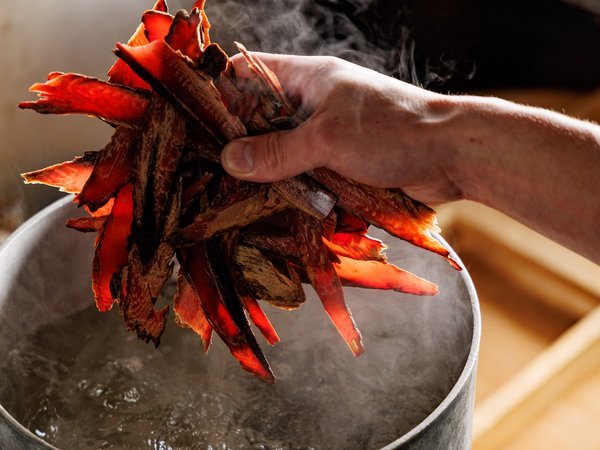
left=234, top=244, right=305, bottom=310
left=179, top=186, right=287, bottom=243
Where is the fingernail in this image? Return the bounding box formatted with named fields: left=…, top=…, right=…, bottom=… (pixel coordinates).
left=223, top=140, right=254, bottom=174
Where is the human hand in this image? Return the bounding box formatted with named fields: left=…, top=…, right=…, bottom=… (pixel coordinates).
left=217, top=53, right=600, bottom=261
left=221, top=53, right=464, bottom=205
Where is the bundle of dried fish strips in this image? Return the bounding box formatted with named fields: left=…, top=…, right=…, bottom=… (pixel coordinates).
left=20, top=0, right=459, bottom=383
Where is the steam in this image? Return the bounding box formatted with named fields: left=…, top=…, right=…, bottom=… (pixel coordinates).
left=170, top=0, right=432, bottom=84
left=200, top=0, right=476, bottom=91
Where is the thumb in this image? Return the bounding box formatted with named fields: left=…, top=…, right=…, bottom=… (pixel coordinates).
left=221, top=127, right=322, bottom=182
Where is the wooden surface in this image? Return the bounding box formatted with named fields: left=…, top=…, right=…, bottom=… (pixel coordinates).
left=502, top=368, right=600, bottom=450
left=438, top=201, right=600, bottom=450
left=473, top=305, right=600, bottom=450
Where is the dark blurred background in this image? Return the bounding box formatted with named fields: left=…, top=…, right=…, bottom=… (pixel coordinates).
left=291, top=0, right=600, bottom=91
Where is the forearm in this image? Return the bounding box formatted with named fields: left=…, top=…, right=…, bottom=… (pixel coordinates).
left=443, top=95, right=600, bottom=262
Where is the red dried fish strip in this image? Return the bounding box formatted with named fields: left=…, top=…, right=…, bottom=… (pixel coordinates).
left=113, top=28, right=187, bottom=343
left=107, top=0, right=169, bottom=90
left=119, top=182, right=181, bottom=347
left=324, top=232, right=387, bottom=262
left=310, top=168, right=460, bottom=269
left=242, top=231, right=436, bottom=295
left=92, top=183, right=134, bottom=312
left=21, top=152, right=96, bottom=194
left=241, top=295, right=280, bottom=345
left=214, top=78, right=263, bottom=129
left=165, top=9, right=202, bottom=61
left=241, top=231, right=299, bottom=259
left=19, top=73, right=149, bottom=127
left=85, top=199, right=114, bottom=218
left=144, top=8, right=204, bottom=62
left=114, top=40, right=246, bottom=142
left=321, top=210, right=337, bottom=240
left=336, top=209, right=369, bottom=234
left=207, top=238, right=276, bottom=379
left=77, top=127, right=138, bottom=211
left=291, top=212, right=364, bottom=356
left=179, top=244, right=275, bottom=383
left=142, top=10, right=173, bottom=43
left=196, top=2, right=212, bottom=47
left=174, top=269, right=213, bottom=353
left=119, top=219, right=181, bottom=348
left=153, top=0, right=169, bottom=14
left=192, top=1, right=207, bottom=13
left=334, top=256, right=439, bottom=296
left=66, top=216, right=107, bottom=233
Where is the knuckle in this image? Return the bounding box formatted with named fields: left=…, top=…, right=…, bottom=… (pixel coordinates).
left=259, top=132, right=286, bottom=174
left=314, top=56, right=346, bottom=84
left=309, top=114, right=338, bottom=164
left=321, top=56, right=343, bottom=71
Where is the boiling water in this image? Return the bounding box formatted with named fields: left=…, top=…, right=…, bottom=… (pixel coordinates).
left=0, top=273, right=467, bottom=450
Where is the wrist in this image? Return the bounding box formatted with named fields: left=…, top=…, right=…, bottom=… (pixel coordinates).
left=427, top=94, right=515, bottom=204
left=418, top=93, right=483, bottom=202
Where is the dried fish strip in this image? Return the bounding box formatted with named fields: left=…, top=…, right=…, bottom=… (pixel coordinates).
left=234, top=244, right=306, bottom=310
left=179, top=244, right=275, bottom=383
left=174, top=269, right=213, bottom=352
left=21, top=152, right=97, bottom=194
left=114, top=40, right=246, bottom=142
left=290, top=212, right=364, bottom=356
left=77, top=127, right=138, bottom=211
left=92, top=183, right=134, bottom=312
left=179, top=186, right=287, bottom=243
left=240, top=294, right=280, bottom=345
left=107, top=0, right=169, bottom=90
left=309, top=168, right=460, bottom=269
left=66, top=216, right=107, bottom=233
left=19, top=72, right=150, bottom=127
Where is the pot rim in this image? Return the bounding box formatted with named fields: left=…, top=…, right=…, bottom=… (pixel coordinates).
left=0, top=195, right=481, bottom=450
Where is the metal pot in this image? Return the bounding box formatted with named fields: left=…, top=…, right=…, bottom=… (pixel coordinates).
left=0, top=197, right=480, bottom=449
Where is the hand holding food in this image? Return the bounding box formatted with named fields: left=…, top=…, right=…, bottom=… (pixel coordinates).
left=222, top=52, right=466, bottom=206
